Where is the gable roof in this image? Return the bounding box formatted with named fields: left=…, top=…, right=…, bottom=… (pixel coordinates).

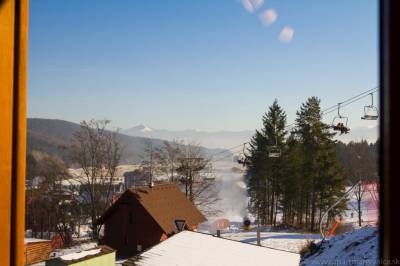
left=96, top=184, right=206, bottom=234
left=122, top=231, right=300, bottom=266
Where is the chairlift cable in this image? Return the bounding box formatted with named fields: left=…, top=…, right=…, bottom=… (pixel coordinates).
left=211, top=151, right=243, bottom=163
left=284, top=87, right=379, bottom=131
left=322, top=90, right=378, bottom=116
left=210, top=143, right=248, bottom=157
left=319, top=180, right=361, bottom=239
left=209, top=86, right=379, bottom=161
left=319, top=87, right=378, bottom=115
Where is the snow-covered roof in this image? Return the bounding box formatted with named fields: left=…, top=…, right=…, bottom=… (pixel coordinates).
left=25, top=238, right=51, bottom=244
left=301, top=226, right=378, bottom=266
left=47, top=245, right=114, bottom=264
left=48, top=242, right=98, bottom=258
left=68, top=165, right=139, bottom=178
left=125, top=231, right=300, bottom=266
left=59, top=248, right=101, bottom=260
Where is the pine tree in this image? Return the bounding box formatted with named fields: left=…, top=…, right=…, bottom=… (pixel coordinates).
left=246, top=97, right=347, bottom=231
left=246, top=100, right=287, bottom=226
left=294, top=97, right=346, bottom=231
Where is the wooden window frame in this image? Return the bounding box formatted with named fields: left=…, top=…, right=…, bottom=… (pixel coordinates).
left=0, top=0, right=28, bottom=265
left=379, top=0, right=400, bottom=261
left=1, top=0, right=400, bottom=265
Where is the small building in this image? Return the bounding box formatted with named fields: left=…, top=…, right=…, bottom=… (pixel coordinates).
left=24, top=238, right=52, bottom=265
left=122, top=231, right=300, bottom=266
left=46, top=245, right=115, bottom=266
left=123, top=169, right=149, bottom=188
left=95, top=184, right=206, bottom=257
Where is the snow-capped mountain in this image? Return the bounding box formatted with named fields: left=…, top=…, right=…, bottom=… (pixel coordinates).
left=122, top=125, right=254, bottom=149
left=128, top=124, right=154, bottom=133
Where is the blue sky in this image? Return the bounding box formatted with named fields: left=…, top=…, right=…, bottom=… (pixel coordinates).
left=28, top=0, right=378, bottom=131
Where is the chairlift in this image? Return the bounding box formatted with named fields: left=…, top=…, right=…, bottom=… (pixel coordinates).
left=268, top=135, right=281, bottom=158
left=237, top=143, right=250, bottom=166
left=361, top=93, right=379, bottom=120
left=269, top=146, right=281, bottom=158
left=332, top=103, right=350, bottom=134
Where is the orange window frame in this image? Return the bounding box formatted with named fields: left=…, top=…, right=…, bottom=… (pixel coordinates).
left=0, top=0, right=28, bottom=265
left=1, top=0, right=400, bottom=265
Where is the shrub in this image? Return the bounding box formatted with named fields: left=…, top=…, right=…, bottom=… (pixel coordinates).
left=299, top=240, right=318, bottom=258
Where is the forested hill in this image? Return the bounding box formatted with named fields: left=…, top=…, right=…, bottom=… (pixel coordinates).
left=28, top=118, right=378, bottom=177
left=27, top=118, right=225, bottom=165
left=336, top=140, right=379, bottom=182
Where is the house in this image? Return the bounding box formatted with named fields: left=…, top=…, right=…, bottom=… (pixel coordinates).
left=45, top=245, right=115, bottom=266
left=95, top=183, right=206, bottom=257
left=123, top=169, right=149, bottom=188
left=24, top=238, right=52, bottom=265
left=122, top=231, right=300, bottom=266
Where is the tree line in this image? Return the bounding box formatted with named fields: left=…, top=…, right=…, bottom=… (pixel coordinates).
left=245, top=97, right=378, bottom=232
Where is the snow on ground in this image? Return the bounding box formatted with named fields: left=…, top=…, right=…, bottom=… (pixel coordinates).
left=199, top=222, right=321, bottom=254
left=221, top=228, right=321, bottom=253
left=301, top=226, right=379, bottom=266
left=199, top=160, right=322, bottom=254
left=131, top=231, right=300, bottom=266
left=208, top=160, right=250, bottom=221
left=342, top=183, right=379, bottom=226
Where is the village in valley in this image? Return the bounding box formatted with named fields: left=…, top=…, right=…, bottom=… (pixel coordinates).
left=24, top=1, right=380, bottom=265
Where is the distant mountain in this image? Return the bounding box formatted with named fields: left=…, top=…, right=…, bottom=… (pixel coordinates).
left=27, top=118, right=226, bottom=165
left=122, top=123, right=378, bottom=149
left=129, top=124, right=154, bottom=133
left=122, top=125, right=254, bottom=149
left=27, top=119, right=377, bottom=167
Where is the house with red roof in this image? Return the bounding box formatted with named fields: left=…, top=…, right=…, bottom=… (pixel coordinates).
left=95, top=183, right=206, bottom=257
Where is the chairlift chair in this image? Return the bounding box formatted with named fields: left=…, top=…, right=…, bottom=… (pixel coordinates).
left=268, top=146, right=281, bottom=158
left=237, top=143, right=250, bottom=166
left=237, top=156, right=250, bottom=166
left=237, top=154, right=247, bottom=165
left=331, top=103, right=350, bottom=134
left=268, top=134, right=281, bottom=158
left=361, top=93, right=379, bottom=120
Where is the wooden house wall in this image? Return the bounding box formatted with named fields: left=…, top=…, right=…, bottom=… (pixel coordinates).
left=103, top=196, right=165, bottom=257
left=25, top=241, right=52, bottom=265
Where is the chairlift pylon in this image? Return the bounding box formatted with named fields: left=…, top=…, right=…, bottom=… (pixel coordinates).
left=332, top=103, right=350, bottom=134
left=361, top=93, right=379, bottom=120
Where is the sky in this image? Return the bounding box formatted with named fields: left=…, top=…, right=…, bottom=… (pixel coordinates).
left=28, top=0, right=378, bottom=132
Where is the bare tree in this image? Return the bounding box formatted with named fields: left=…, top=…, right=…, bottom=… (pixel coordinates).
left=25, top=151, right=75, bottom=245
left=156, top=139, right=184, bottom=182
left=175, top=141, right=220, bottom=216
left=141, top=139, right=161, bottom=186
left=69, top=119, right=121, bottom=239
left=344, top=141, right=378, bottom=227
